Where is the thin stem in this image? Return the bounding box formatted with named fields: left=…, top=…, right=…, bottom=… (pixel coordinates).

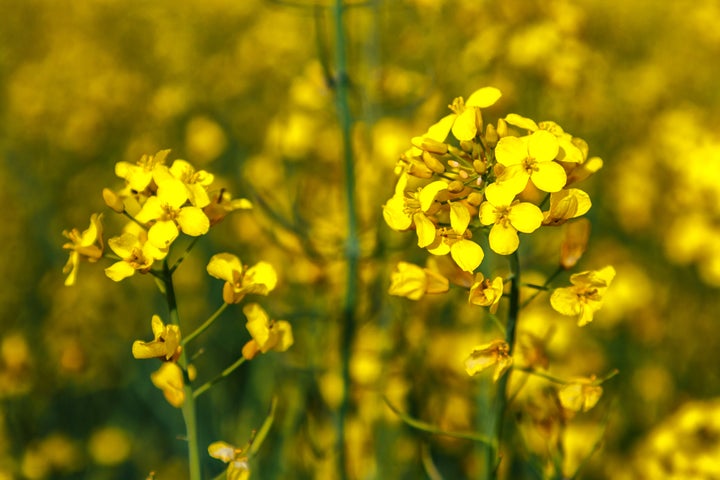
left=193, top=356, right=247, bottom=399
left=488, top=251, right=520, bottom=478
left=183, top=302, right=229, bottom=346
left=170, top=236, right=202, bottom=273
left=161, top=260, right=201, bottom=480
left=331, top=2, right=358, bottom=478
left=521, top=266, right=562, bottom=309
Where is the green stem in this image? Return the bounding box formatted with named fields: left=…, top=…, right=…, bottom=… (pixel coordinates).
left=170, top=236, right=202, bottom=273
left=183, top=303, right=229, bottom=346
left=193, top=356, right=247, bottom=399
left=162, top=260, right=202, bottom=480
left=331, top=2, right=358, bottom=478
left=488, top=252, right=520, bottom=478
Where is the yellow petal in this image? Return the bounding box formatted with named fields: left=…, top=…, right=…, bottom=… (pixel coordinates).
left=150, top=363, right=185, bottom=408
left=527, top=130, right=559, bottom=163
left=244, top=303, right=271, bottom=348
left=489, top=223, right=520, bottom=255
left=245, top=261, right=278, bottom=294
left=419, top=181, right=448, bottom=212
left=450, top=239, right=484, bottom=273
left=388, top=262, right=426, bottom=300
left=531, top=161, right=567, bottom=193
left=148, top=220, right=179, bottom=249
left=207, top=253, right=242, bottom=283
left=550, top=287, right=582, bottom=316
left=177, top=207, right=210, bottom=236
left=508, top=202, right=543, bottom=233
left=208, top=441, right=236, bottom=463
left=494, top=136, right=526, bottom=167
left=478, top=201, right=499, bottom=226
left=104, top=261, right=136, bottom=282
left=450, top=202, right=471, bottom=234
left=414, top=213, right=436, bottom=248
left=274, top=321, right=294, bottom=352
left=504, top=113, right=538, bottom=131
left=465, top=86, right=502, bottom=108
left=451, top=108, right=478, bottom=141
left=425, top=114, right=455, bottom=143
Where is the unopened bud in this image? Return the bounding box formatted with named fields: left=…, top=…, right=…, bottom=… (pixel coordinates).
left=473, top=160, right=487, bottom=174
left=447, top=180, right=465, bottom=193
left=102, top=188, right=125, bottom=213
left=422, top=138, right=448, bottom=155
left=422, top=151, right=446, bottom=174
left=467, top=192, right=484, bottom=206
left=496, top=118, right=508, bottom=138
left=485, top=124, right=499, bottom=145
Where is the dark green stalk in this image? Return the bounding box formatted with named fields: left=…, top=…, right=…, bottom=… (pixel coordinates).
left=331, top=1, right=358, bottom=478
left=193, top=356, right=247, bottom=399
left=488, top=252, right=520, bottom=478
left=162, top=260, right=201, bottom=480
left=182, top=302, right=229, bottom=346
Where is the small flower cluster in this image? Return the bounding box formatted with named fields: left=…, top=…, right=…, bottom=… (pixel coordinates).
left=62, top=151, right=293, bottom=409
left=385, top=88, right=616, bottom=415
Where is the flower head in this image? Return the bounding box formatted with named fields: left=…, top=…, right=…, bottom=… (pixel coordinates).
left=204, top=190, right=253, bottom=226
left=542, top=188, right=591, bottom=226
left=114, top=149, right=170, bottom=193
left=558, top=376, right=603, bottom=414
left=166, top=159, right=214, bottom=208
left=494, top=130, right=566, bottom=196
left=426, top=87, right=502, bottom=143
left=132, top=315, right=182, bottom=361
left=468, top=273, right=504, bottom=313
left=479, top=186, right=544, bottom=255
left=465, top=339, right=513, bottom=382
left=206, top=253, right=277, bottom=304
left=62, top=213, right=104, bottom=286
left=550, top=266, right=616, bottom=326
left=104, top=230, right=167, bottom=282
left=241, top=303, right=293, bottom=360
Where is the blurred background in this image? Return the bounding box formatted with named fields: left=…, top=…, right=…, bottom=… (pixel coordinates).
left=2, top=0, right=720, bottom=478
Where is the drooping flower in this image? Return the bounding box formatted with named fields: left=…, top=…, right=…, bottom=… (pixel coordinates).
left=388, top=261, right=449, bottom=300
left=208, top=441, right=251, bottom=480
left=104, top=230, right=167, bottom=282
left=479, top=185, right=544, bottom=255
left=542, top=188, right=592, bottom=226
left=241, top=303, right=293, bottom=360
left=134, top=171, right=210, bottom=249
left=465, top=339, right=513, bottom=382
left=132, top=315, right=182, bottom=362
left=206, top=253, right=277, bottom=304
left=558, top=376, right=603, bottom=413
left=494, top=130, right=566, bottom=196
left=150, top=362, right=185, bottom=408
left=468, top=273, right=504, bottom=313
left=550, top=266, right=616, bottom=326
left=62, top=213, right=104, bottom=286
left=204, top=190, right=253, bottom=226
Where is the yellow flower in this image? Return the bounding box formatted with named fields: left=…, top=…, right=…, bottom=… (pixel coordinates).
left=134, top=170, right=210, bottom=249
left=382, top=173, right=448, bottom=248
left=208, top=441, right=250, bottom=480
left=494, top=130, right=566, bottom=196
left=206, top=253, right=277, bottom=304
left=114, top=149, right=171, bottom=193
left=542, top=188, right=592, bottom=226
left=104, top=230, right=167, bottom=281
left=150, top=362, right=185, bottom=408
left=560, top=218, right=590, bottom=269
left=558, top=376, right=603, bottom=413
left=479, top=185, right=544, bottom=255
left=550, top=266, right=616, bottom=326
left=62, top=213, right=104, bottom=286
left=468, top=273, right=504, bottom=313
left=166, top=159, right=215, bottom=208
left=504, top=115, right=586, bottom=164
left=388, top=261, right=449, bottom=300
left=426, top=87, right=502, bottom=142
left=204, top=190, right=253, bottom=226
left=465, top=339, right=513, bottom=382
left=132, top=315, right=182, bottom=361
left=241, top=303, right=293, bottom=360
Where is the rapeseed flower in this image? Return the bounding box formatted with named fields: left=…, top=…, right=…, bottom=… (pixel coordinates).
left=150, top=362, right=185, bottom=408
left=468, top=273, right=504, bottom=313
left=114, top=149, right=170, bottom=193
left=241, top=303, right=293, bottom=360
left=388, top=261, right=449, bottom=300
left=104, top=230, right=167, bottom=281
left=206, top=253, right=277, bottom=304
left=132, top=315, right=182, bottom=362
left=208, top=441, right=250, bottom=480
left=494, top=130, right=566, bottom=196
left=465, top=339, right=513, bottom=382
left=558, top=376, right=603, bottom=413
left=479, top=185, right=544, bottom=255
left=550, top=266, right=616, bottom=326
left=62, top=213, right=104, bottom=286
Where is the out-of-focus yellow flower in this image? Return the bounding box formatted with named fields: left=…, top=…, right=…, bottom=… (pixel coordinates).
left=550, top=266, right=616, bottom=326
left=465, top=339, right=513, bottom=382
left=468, top=273, right=504, bottom=313
left=62, top=213, right=104, bottom=286
left=132, top=315, right=182, bottom=361
left=560, top=218, right=591, bottom=269
left=134, top=170, right=210, bottom=248
left=388, top=261, right=449, bottom=300
left=494, top=130, right=566, bottom=196
left=558, top=376, right=603, bottom=413
left=104, top=231, right=167, bottom=281
left=206, top=253, right=277, bottom=304
left=208, top=441, right=250, bottom=480
left=115, top=149, right=171, bottom=193
left=204, top=190, right=252, bottom=226
left=150, top=362, right=185, bottom=408
left=542, top=188, right=591, bottom=226
left=241, top=303, right=293, bottom=360
left=479, top=185, right=543, bottom=255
